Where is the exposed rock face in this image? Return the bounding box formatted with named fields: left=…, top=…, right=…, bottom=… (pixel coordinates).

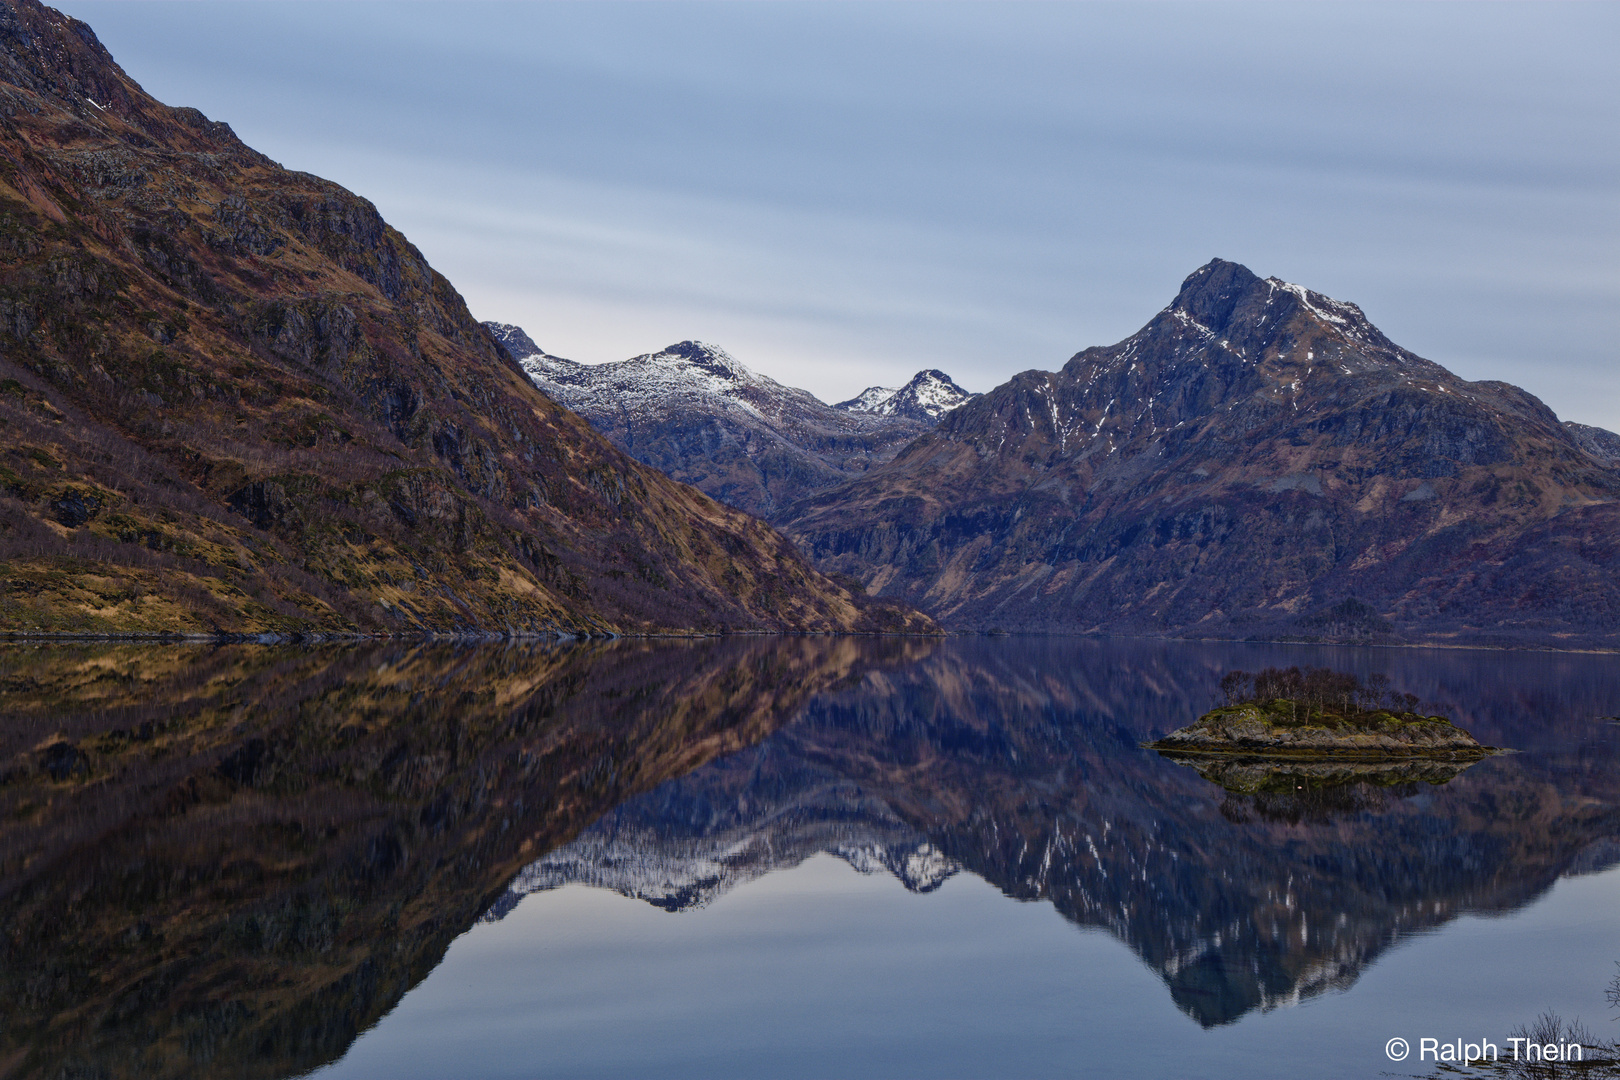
left=1567, top=421, right=1620, bottom=469
left=485, top=321, right=544, bottom=364
left=492, top=327, right=971, bottom=520
left=1149, top=702, right=1493, bottom=759
left=0, top=0, right=914, bottom=635
left=781, top=259, right=1620, bottom=645
left=834, top=368, right=978, bottom=423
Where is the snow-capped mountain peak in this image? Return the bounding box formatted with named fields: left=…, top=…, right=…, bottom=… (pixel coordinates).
left=480, top=320, right=974, bottom=519
left=839, top=385, right=901, bottom=412
left=836, top=368, right=978, bottom=422
left=642, top=340, right=752, bottom=382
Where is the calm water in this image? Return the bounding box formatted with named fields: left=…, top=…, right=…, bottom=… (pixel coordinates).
left=2, top=637, right=1618, bottom=1079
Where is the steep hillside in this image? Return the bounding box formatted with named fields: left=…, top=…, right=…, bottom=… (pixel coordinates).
left=0, top=0, right=914, bottom=636
left=490, top=325, right=967, bottom=520
left=782, top=259, right=1620, bottom=645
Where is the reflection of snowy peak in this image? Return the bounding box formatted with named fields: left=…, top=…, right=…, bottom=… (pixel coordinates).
left=836, top=369, right=978, bottom=423
left=484, top=771, right=958, bottom=920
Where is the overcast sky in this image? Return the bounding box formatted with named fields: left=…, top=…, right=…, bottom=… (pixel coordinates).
left=57, top=2, right=1619, bottom=428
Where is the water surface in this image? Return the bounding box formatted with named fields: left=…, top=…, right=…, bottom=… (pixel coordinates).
left=3, top=637, right=1617, bottom=1079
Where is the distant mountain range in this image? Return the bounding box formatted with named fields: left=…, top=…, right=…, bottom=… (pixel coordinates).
left=1567, top=420, right=1620, bottom=468
left=779, top=260, right=1620, bottom=646
left=487, top=325, right=974, bottom=519
left=494, top=264, right=1620, bottom=648
left=0, top=0, right=917, bottom=636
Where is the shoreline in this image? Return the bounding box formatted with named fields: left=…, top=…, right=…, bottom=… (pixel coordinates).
left=0, top=627, right=1614, bottom=653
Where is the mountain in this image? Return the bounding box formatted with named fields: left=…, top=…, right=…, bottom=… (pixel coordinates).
left=489, top=325, right=970, bottom=520
left=781, top=259, right=1620, bottom=646
left=0, top=0, right=916, bottom=636
left=834, top=368, right=978, bottom=422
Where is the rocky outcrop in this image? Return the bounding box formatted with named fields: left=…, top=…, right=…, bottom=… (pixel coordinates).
left=0, top=0, right=914, bottom=635
left=780, top=259, right=1620, bottom=645
left=491, top=327, right=972, bottom=520
left=1148, top=702, right=1494, bottom=759
left=1568, top=421, right=1620, bottom=469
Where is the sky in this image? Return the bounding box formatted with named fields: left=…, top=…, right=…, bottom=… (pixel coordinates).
left=55, top=2, right=1620, bottom=429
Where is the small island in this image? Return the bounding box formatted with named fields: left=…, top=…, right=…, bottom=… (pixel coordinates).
left=1149, top=667, right=1500, bottom=761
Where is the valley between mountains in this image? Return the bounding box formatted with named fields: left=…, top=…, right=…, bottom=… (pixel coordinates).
left=1, top=0, right=1616, bottom=647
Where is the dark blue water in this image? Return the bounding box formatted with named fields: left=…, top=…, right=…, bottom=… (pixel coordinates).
left=308, top=638, right=1620, bottom=1080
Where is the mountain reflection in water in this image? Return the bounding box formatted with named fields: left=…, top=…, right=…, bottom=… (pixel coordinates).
left=494, top=638, right=1620, bottom=1030
left=0, top=636, right=921, bottom=1080
left=2, top=637, right=1618, bottom=1079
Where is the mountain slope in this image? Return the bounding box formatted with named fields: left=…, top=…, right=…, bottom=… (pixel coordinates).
left=1567, top=421, right=1620, bottom=469
left=0, top=0, right=915, bottom=636
left=782, top=259, right=1620, bottom=645
left=490, top=326, right=965, bottom=520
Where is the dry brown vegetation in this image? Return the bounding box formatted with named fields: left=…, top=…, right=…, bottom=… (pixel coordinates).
left=0, top=0, right=929, bottom=636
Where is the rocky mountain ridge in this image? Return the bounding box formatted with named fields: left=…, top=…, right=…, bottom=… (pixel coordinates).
left=781, top=259, right=1620, bottom=646
left=488, top=324, right=972, bottom=519
left=0, top=0, right=916, bottom=636
left=1567, top=420, right=1620, bottom=469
